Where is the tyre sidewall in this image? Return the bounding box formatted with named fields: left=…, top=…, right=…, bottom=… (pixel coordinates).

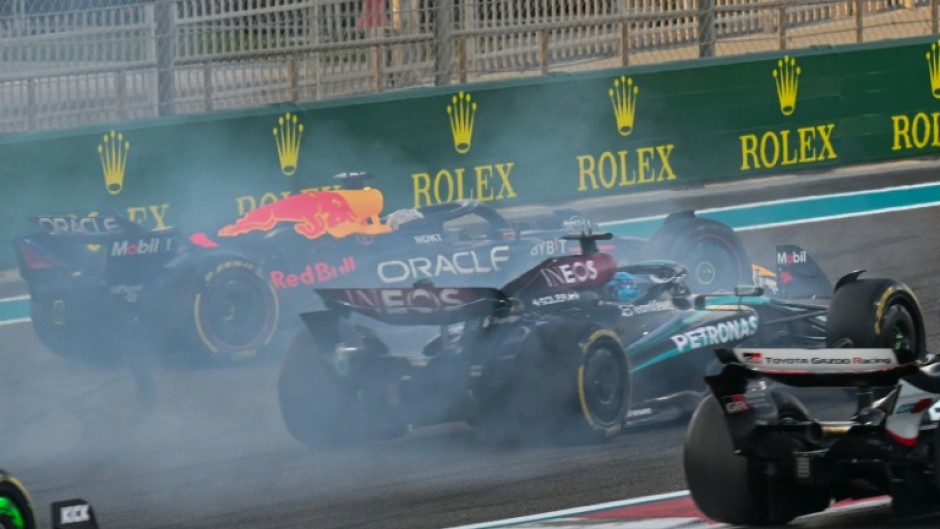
left=576, top=328, right=631, bottom=439
left=510, top=324, right=630, bottom=443
left=826, top=278, right=924, bottom=360
left=170, top=255, right=280, bottom=365
left=645, top=218, right=749, bottom=292
left=684, top=395, right=771, bottom=524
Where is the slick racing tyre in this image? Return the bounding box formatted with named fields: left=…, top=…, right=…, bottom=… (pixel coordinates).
left=478, top=325, right=631, bottom=445
left=645, top=215, right=749, bottom=293
left=278, top=326, right=408, bottom=448
left=0, top=472, right=35, bottom=529
left=684, top=394, right=830, bottom=525
left=826, top=277, right=925, bottom=363
left=167, top=255, right=279, bottom=365
left=572, top=328, right=632, bottom=440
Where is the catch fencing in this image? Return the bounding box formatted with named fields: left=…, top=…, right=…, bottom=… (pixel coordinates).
left=0, top=0, right=936, bottom=133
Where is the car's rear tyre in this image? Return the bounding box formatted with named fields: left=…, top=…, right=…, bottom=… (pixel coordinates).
left=571, top=329, right=631, bottom=440
left=826, top=278, right=925, bottom=362
left=0, top=472, right=35, bottom=529
left=278, top=326, right=407, bottom=448
left=167, top=255, right=279, bottom=365
left=645, top=216, right=749, bottom=293
left=476, top=325, right=630, bottom=445
left=685, top=394, right=829, bottom=525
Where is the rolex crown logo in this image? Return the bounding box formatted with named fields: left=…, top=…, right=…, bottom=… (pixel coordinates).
left=447, top=91, right=477, bottom=154
left=273, top=112, right=304, bottom=176
left=98, top=130, right=130, bottom=195
left=773, top=56, right=801, bottom=116
left=926, top=39, right=940, bottom=99
left=609, top=75, right=639, bottom=136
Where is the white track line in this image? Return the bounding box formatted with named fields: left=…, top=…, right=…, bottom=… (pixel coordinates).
left=447, top=490, right=691, bottom=529
left=0, top=295, right=28, bottom=303
left=598, top=181, right=940, bottom=227
left=735, top=200, right=940, bottom=231
left=0, top=318, right=30, bottom=327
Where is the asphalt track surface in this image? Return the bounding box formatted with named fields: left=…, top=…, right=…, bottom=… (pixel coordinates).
left=7, top=160, right=940, bottom=529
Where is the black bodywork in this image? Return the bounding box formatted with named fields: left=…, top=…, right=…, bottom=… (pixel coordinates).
left=683, top=273, right=936, bottom=525
left=12, top=176, right=749, bottom=365
left=276, top=234, right=860, bottom=446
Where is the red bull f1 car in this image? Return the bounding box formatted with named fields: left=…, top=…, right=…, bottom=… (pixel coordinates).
left=13, top=173, right=749, bottom=365
left=683, top=274, right=934, bottom=524
left=275, top=232, right=895, bottom=447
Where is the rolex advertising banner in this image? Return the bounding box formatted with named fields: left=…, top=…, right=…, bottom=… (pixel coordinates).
left=1, top=35, right=939, bottom=269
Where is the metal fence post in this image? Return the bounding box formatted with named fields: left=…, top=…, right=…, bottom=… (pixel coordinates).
left=434, top=0, right=454, bottom=86
left=287, top=56, right=298, bottom=102
left=855, top=0, right=864, bottom=43
left=620, top=20, right=630, bottom=66
left=697, top=0, right=715, bottom=58
left=155, top=0, right=177, bottom=116
left=374, top=45, right=385, bottom=92
left=778, top=6, right=787, bottom=50
left=203, top=63, right=213, bottom=112
left=457, top=37, right=468, bottom=84
left=538, top=30, right=549, bottom=75
left=116, top=72, right=127, bottom=120
left=933, top=0, right=938, bottom=35
left=26, top=77, right=37, bottom=132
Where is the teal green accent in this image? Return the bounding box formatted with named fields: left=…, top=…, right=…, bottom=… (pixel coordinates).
left=0, top=496, right=26, bottom=529
left=628, top=311, right=709, bottom=358
left=704, top=296, right=769, bottom=306
left=632, top=347, right=681, bottom=372
left=0, top=299, right=28, bottom=322
left=631, top=311, right=759, bottom=372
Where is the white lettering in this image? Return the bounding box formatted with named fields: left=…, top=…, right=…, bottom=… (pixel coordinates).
left=60, top=504, right=90, bottom=524
left=670, top=315, right=760, bottom=353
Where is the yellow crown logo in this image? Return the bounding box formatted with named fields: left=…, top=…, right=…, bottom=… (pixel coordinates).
left=97, top=130, right=130, bottom=195
left=609, top=75, right=639, bottom=136
left=926, top=39, right=940, bottom=99
left=447, top=92, right=477, bottom=154
left=773, top=56, right=801, bottom=116
left=273, top=112, right=304, bottom=176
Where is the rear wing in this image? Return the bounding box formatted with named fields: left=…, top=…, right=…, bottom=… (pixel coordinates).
left=13, top=215, right=180, bottom=281
left=713, top=347, right=916, bottom=387
left=316, top=286, right=508, bottom=326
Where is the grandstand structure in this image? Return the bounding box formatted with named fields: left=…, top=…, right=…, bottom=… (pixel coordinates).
left=0, top=0, right=934, bottom=133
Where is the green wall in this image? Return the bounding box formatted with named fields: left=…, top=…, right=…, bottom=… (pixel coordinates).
left=3, top=35, right=940, bottom=269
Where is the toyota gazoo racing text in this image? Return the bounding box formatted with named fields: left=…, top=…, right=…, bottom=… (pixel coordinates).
left=682, top=270, right=940, bottom=525
left=13, top=172, right=750, bottom=366
left=275, top=231, right=872, bottom=448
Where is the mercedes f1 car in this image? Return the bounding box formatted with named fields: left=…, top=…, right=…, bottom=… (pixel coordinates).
left=13, top=173, right=749, bottom=365
left=684, top=275, right=936, bottom=525
left=276, top=231, right=888, bottom=447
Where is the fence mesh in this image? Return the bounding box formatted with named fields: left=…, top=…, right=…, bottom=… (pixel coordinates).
left=0, top=0, right=935, bottom=133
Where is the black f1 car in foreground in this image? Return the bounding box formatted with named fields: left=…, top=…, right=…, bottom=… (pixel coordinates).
left=684, top=275, right=934, bottom=524
left=12, top=173, right=750, bottom=365
left=276, top=231, right=913, bottom=447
